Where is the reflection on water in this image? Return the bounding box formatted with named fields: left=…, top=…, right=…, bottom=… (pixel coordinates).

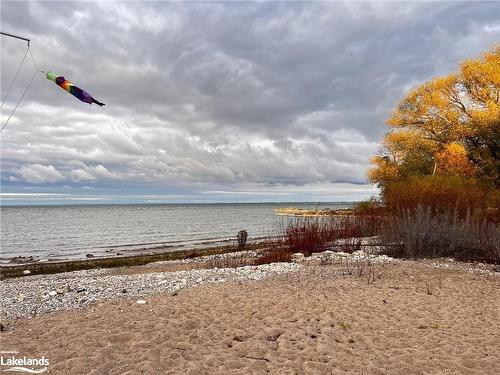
left=0, top=203, right=352, bottom=263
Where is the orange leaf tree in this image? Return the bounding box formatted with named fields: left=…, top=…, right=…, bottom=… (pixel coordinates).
left=369, top=45, right=500, bottom=191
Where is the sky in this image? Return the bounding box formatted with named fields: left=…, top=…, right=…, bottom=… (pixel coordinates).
left=1, top=1, right=499, bottom=205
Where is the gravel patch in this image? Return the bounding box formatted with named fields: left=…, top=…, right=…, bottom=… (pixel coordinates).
left=297, top=249, right=400, bottom=265
left=1, top=262, right=298, bottom=320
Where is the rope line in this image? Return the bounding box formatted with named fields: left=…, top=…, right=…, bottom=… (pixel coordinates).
left=28, top=46, right=45, bottom=74
left=0, top=34, right=46, bottom=134
left=0, top=46, right=29, bottom=111
left=0, top=45, right=44, bottom=134
left=0, top=41, right=46, bottom=134
left=0, top=68, right=37, bottom=134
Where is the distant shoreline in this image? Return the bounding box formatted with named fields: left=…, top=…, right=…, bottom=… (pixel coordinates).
left=0, top=201, right=357, bottom=208
left=274, top=207, right=354, bottom=217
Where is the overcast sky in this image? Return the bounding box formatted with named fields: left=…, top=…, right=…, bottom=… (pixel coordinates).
left=1, top=1, right=499, bottom=205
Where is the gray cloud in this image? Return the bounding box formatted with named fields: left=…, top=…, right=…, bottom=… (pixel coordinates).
left=1, top=1, right=499, bottom=201
left=15, top=163, right=64, bottom=184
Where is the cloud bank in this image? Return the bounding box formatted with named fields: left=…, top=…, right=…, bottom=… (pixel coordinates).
left=1, top=1, right=499, bottom=203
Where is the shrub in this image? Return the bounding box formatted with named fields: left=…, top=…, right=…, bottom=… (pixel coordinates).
left=354, top=198, right=384, bottom=216
left=351, top=200, right=387, bottom=237
left=255, top=212, right=387, bottom=264
left=381, top=206, right=499, bottom=263
left=254, top=241, right=294, bottom=265
left=283, top=218, right=334, bottom=256
left=383, top=176, right=493, bottom=217
left=255, top=217, right=334, bottom=264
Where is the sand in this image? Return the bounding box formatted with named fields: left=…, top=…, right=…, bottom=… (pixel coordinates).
left=1, top=261, right=499, bottom=374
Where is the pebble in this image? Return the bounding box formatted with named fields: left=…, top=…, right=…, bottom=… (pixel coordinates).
left=55, top=287, right=66, bottom=294
left=291, top=253, right=305, bottom=263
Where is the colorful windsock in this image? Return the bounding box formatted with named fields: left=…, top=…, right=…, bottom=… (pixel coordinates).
left=46, top=71, right=105, bottom=106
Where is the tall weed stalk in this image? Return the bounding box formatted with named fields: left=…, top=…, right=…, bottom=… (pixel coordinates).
left=381, top=206, right=499, bottom=262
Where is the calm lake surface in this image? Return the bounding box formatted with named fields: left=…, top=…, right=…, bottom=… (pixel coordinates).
left=0, top=202, right=352, bottom=264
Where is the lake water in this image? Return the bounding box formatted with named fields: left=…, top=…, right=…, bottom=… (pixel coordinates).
left=0, top=202, right=352, bottom=264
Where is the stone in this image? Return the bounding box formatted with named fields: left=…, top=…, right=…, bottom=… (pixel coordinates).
left=22, top=270, right=31, bottom=275
left=237, top=230, right=248, bottom=249
left=291, top=253, right=305, bottom=263
left=136, top=300, right=147, bottom=304
left=48, top=291, right=57, bottom=297
left=55, top=287, right=67, bottom=294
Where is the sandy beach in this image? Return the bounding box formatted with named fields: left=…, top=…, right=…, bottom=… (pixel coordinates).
left=1, top=254, right=499, bottom=375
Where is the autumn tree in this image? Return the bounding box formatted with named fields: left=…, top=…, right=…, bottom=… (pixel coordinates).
left=369, top=45, right=500, bottom=190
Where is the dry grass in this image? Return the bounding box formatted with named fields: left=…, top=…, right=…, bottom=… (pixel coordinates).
left=256, top=218, right=337, bottom=264
left=381, top=206, right=500, bottom=263
left=255, top=214, right=386, bottom=264
left=204, top=253, right=255, bottom=269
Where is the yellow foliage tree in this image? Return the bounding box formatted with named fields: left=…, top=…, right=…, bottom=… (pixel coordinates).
left=370, top=45, right=500, bottom=189
left=435, top=143, right=476, bottom=177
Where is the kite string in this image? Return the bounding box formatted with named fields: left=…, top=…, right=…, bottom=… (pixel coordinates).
left=0, top=68, right=37, bottom=134
left=0, top=46, right=29, bottom=111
